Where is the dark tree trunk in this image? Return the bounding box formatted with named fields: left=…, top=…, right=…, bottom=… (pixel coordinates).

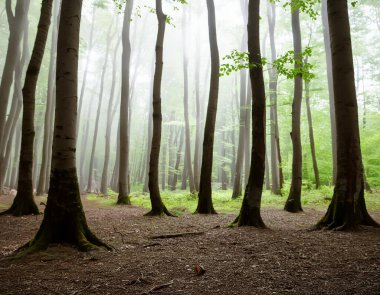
left=316, top=0, right=378, bottom=230
left=195, top=0, right=219, bottom=214
left=101, top=37, right=121, bottom=195
left=37, top=0, right=59, bottom=196
left=284, top=3, right=303, bottom=213
left=117, top=0, right=134, bottom=205
left=20, top=0, right=110, bottom=254
left=322, top=0, right=337, bottom=185
left=0, top=0, right=30, bottom=158
left=233, top=0, right=266, bottom=228
left=2, top=0, right=53, bottom=216
left=267, top=2, right=282, bottom=195
left=305, top=75, right=320, bottom=189
left=87, top=21, right=114, bottom=193
left=146, top=0, right=173, bottom=216
left=231, top=0, right=248, bottom=199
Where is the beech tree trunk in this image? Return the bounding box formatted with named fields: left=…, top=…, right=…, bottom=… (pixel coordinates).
left=118, top=0, right=134, bottom=205
left=171, top=127, right=184, bottom=191
left=233, top=0, right=266, bottom=228
left=146, top=0, right=173, bottom=216
left=195, top=0, right=219, bottom=214
left=37, top=0, right=59, bottom=196
left=284, top=3, right=303, bottom=213
left=316, top=0, right=378, bottom=230
left=322, top=0, right=337, bottom=185
left=22, top=0, right=110, bottom=254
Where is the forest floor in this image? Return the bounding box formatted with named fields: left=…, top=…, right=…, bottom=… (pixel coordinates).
left=0, top=193, right=379, bottom=295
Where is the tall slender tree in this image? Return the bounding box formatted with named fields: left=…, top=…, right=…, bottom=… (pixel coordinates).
left=284, top=1, right=303, bottom=213
left=195, top=0, right=219, bottom=214
left=316, top=0, right=378, bottom=230
left=21, top=0, right=110, bottom=253
left=118, top=0, right=134, bottom=204
left=146, top=0, right=173, bottom=216
left=232, top=0, right=266, bottom=227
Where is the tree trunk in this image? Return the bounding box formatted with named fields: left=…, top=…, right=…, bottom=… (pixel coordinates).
left=0, top=0, right=30, bottom=158
left=117, top=0, right=134, bottom=204
left=37, top=0, right=59, bottom=196
left=2, top=0, right=53, bottom=216
left=171, top=127, right=184, bottom=191
left=87, top=21, right=114, bottom=194
left=21, top=0, right=110, bottom=254
left=101, top=37, right=121, bottom=195
left=322, top=0, right=337, bottom=185
left=182, top=8, right=195, bottom=193
left=305, top=75, right=320, bottom=189
left=195, top=0, right=219, bottom=214
left=316, top=0, right=378, bottom=230
left=233, top=0, right=266, bottom=228
left=267, top=2, right=281, bottom=195
left=146, top=0, right=173, bottom=216
left=284, top=3, right=303, bottom=213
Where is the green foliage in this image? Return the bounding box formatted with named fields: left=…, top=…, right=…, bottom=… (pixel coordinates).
left=273, top=46, right=315, bottom=81
left=219, top=50, right=267, bottom=77
left=270, top=0, right=320, bottom=19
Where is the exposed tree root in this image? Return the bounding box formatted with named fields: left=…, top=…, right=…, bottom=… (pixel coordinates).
left=0, top=194, right=39, bottom=216
left=144, top=205, right=175, bottom=217
left=116, top=195, right=131, bottom=205
left=148, top=231, right=204, bottom=239
left=231, top=206, right=267, bottom=228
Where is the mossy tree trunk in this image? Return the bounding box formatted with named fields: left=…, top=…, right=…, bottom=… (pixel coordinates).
left=117, top=0, right=134, bottom=205
left=316, top=0, right=379, bottom=231
left=2, top=0, right=53, bottom=216
left=195, top=0, right=219, bottom=214
left=284, top=2, right=303, bottom=213
left=22, top=0, right=110, bottom=254
left=146, top=0, right=173, bottom=216
left=232, top=0, right=266, bottom=228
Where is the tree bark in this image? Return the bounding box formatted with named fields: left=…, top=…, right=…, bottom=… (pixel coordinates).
left=284, top=3, right=303, bottom=213
left=233, top=0, right=266, bottom=228
left=195, top=0, right=219, bottom=214
left=117, top=0, right=134, bottom=205
left=36, top=0, right=60, bottom=196
left=316, top=0, right=378, bottom=230
left=171, top=127, right=184, bottom=191
left=146, top=0, right=173, bottom=216
left=20, top=0, right=110, bottom=254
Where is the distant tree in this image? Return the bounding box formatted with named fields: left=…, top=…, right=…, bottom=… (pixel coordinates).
left=195, top=0, right=219, bottom=214
left=118, top=0, right=134, bottom=205
left=21, top=0, right=110, bottom=253
left=232, top=0, right=266, bottom=227
left=316, top=0, right=379, bottom=230
left=146, top=0, right=173, bottom=216
left=1, top=0, right=53, bottom=216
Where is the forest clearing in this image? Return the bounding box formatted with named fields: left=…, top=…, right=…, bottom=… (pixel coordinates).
left=1, top=0, right=380, bottom=294
left=1, top=192, right=380, bottom=294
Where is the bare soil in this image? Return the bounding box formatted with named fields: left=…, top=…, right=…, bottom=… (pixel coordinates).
left=0, top=194, right=379, bottom=295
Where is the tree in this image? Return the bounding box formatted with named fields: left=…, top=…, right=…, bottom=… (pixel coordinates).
left=284, top=1, right=303, bottom=213
left=195, top=0, right=219, bottom=214
left=118, top=0, right=134, bottom=205
left=21, top=0, right=110, bottom=253
left=316, top=0, right=379, bottom=230
left=1, top=0, right=53, bottom=216
left=146, top=0, right=173, bottom=216
left=232, top=0, right=266, bottom=228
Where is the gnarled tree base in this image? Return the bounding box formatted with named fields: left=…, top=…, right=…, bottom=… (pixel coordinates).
left=231, top=205, right=266, bottom=228
left=284, top=197, right=303, bottom=213
left=144, top=205, right=175, bottom=217
left=117, top=195, right=131, bottom=205
left=315, top=191, right=379, bottom=231
left=0, top=193, right=39, bottom=216
left=195, top=195, right=217, bottom=214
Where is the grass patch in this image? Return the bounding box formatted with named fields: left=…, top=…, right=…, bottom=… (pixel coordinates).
left=86, top=186, right=380, bottom=214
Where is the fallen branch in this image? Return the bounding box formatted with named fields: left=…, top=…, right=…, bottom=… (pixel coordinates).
left=143, top=243, right=162, bottom=248
left=71, top=284, right=92, bottom=295
left=143, top=280, right=174, bottom=294
left=148, top=231, right=204, bottom=240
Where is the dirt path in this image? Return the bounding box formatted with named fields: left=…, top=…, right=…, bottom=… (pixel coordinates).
left=0, top=195, right=379, bottom=294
